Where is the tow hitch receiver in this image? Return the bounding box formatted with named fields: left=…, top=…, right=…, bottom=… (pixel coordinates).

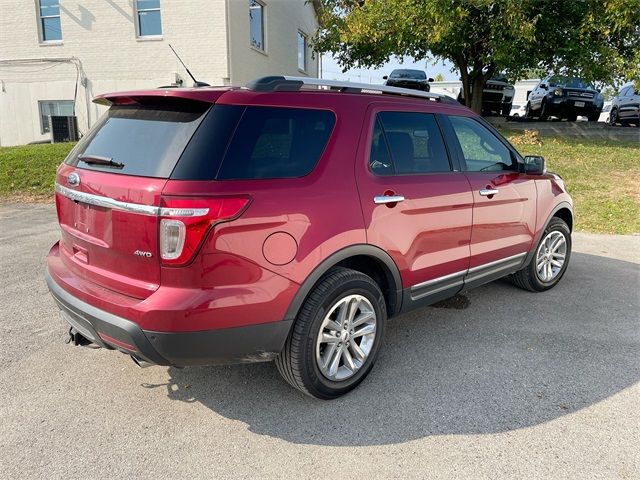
left=66, top=327, right=93, bottom=347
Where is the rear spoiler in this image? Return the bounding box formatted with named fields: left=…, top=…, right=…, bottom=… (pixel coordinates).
left=94, top=87, right=234, bottom=106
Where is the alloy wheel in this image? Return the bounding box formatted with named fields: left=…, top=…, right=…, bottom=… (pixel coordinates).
left=535, top=231, right=567, bottom=282
left=315, top=294, right=377, bottom=381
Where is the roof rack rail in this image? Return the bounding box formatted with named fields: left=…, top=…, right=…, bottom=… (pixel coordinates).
left=244, top=76, right=459, bottom=104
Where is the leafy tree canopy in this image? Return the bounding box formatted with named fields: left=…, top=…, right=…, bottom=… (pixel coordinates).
left=314, top=0, right=640, bottom=112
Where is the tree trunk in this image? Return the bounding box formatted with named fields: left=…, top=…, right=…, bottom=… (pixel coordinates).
left=469, top=75, right=485, bottom=114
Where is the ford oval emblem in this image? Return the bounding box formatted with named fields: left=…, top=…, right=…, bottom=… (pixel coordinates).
left=67, top=172, right=80, bottom=186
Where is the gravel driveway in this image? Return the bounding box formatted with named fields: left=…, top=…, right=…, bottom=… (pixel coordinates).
left=1, top=203, right=638, bottom=479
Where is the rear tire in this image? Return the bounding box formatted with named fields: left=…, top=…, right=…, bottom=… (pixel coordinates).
left=609, top=108, right=619, bottom=125
left=587, top=113, right=600, bottom=122
left=566, top=113, right=578, bottom=122
left=510, top=217, right=571, bottom=292
left=275, top=267, right=386, bottom=399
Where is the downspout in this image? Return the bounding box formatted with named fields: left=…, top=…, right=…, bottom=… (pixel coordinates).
left=224, top=0, right=232, bottom=85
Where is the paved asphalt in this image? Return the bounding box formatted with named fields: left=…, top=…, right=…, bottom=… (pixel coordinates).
left=0, top=203, right=638, bottom=479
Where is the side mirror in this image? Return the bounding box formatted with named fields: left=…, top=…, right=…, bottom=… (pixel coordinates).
left=521, top=155, right=546, bottom=175
left=427, top=77, right=434, bottom=82
left=539, top=84, right=547, bottom=90
left=383, top=75, right=388, bottom=80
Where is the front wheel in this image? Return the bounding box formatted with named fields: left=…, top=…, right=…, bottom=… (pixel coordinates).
left=510, top=217, right=571, bottom=292
left=525, top=102, right=534, bottom=118
left=275, top=268, right=386, bottom=399
left=609, top=108, right=619, bottom=125
left=539, top=101, right=549, bottom=120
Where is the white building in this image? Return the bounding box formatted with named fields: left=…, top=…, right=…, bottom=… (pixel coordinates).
left=0, top=0, right=319, bottom=146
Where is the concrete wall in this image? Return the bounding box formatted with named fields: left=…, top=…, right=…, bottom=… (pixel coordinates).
left=0, top=0, right=319, bottom=146
left=227, top=0, right=319, bottom=84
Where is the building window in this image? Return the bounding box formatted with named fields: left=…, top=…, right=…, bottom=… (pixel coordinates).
left=135, top=0, right=162, bottom=37
left=39, top=100, right=74, bottom=134
left=297, top=31, right=307, bottom=72
left=38, top=0, right=62, bottom=42
left=249, top=0, right=264, bottom=51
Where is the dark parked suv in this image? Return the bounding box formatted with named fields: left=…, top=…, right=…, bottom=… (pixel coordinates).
left=526, top=75, right=604, bottom=121
left=47, top=76, right=574, bottom=399
left=383, top=69, right=433, bottom=91
left=457, top=75, right=515, bottom=116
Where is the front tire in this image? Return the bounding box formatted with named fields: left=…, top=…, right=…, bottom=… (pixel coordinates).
left=275, top=268, right=386, bottom=399
left=525, top=102, right=534, bottom=118
left=539, top=100, right=549, bottom=120
left=510, top=217, right=571, bottom=292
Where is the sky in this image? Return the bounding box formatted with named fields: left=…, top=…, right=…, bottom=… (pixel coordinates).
left=320, top=54, right=458, bottom=84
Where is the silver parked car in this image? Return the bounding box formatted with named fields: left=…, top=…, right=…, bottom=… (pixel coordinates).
left=609, top=83, right=640, bottom=126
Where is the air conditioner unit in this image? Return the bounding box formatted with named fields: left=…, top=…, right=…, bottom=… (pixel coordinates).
left=49, top=116, right=79, bottom=143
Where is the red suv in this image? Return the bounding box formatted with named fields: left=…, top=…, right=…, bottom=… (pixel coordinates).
left=46, top=76, right=573, bottom=399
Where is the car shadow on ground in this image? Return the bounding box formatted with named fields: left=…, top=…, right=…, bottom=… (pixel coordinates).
left=144, top=252, right=639, bottom=446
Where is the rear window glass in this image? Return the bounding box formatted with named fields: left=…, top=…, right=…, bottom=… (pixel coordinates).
left=216, top=106, right=335, bottom=180
left=66, top=102, right=208, bottom=178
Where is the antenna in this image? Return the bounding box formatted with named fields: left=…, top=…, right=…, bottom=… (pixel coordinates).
left=168, top=44, right=210, bottom=87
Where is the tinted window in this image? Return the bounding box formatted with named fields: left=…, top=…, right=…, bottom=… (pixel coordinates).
left=448, top=116, right=515, bottom=172
left=216, top=107, right=335, bottom=180
left=171, top=105, right=245, bottom=180
left=66, top=102, right=208, bottom=178
left=548, top=76, right=593, bottom=89
left=370, top=112, right=450, bottom=175
left=389, top=69, right=426, bottom=79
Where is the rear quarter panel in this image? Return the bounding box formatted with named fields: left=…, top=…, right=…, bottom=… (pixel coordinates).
left=161, top=92, right=370, bottom=287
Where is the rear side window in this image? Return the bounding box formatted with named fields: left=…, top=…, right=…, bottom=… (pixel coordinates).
left=369, top=111, right=451, bottom=175
left=216, top=107, right=335, bottom=180
left=68, top=103, right=334, bottom=181
left=66, top=102, right=208, bottom=178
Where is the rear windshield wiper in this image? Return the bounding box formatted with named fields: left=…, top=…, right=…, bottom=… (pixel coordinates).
left=78, top=154, right=125, bottom=169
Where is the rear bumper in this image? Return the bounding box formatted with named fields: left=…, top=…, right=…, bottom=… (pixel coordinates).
left=46, top=271, right=292, bottom=366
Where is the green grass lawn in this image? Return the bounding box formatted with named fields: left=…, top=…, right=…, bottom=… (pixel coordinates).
left=0, top=142, right=75, bottom=200
left=0, top=136, right=638, bottom=234
left=503, top=131, right=640, bottom=234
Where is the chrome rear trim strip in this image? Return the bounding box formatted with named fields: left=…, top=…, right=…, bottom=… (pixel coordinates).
left=55, top=184, right=210, bottom=218
left=55, top=183, right=159, bottom=216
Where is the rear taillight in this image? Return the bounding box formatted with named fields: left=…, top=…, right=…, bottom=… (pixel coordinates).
left=159, top=196, right=251, bottom=266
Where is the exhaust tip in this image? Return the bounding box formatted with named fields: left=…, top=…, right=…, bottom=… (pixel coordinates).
left=130, top=355, right=153, bottom=369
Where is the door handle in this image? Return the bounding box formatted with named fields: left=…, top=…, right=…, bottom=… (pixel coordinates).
left=374, top=195, right=405, bottom=204
left=479, top=188, right=499, bottom=196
